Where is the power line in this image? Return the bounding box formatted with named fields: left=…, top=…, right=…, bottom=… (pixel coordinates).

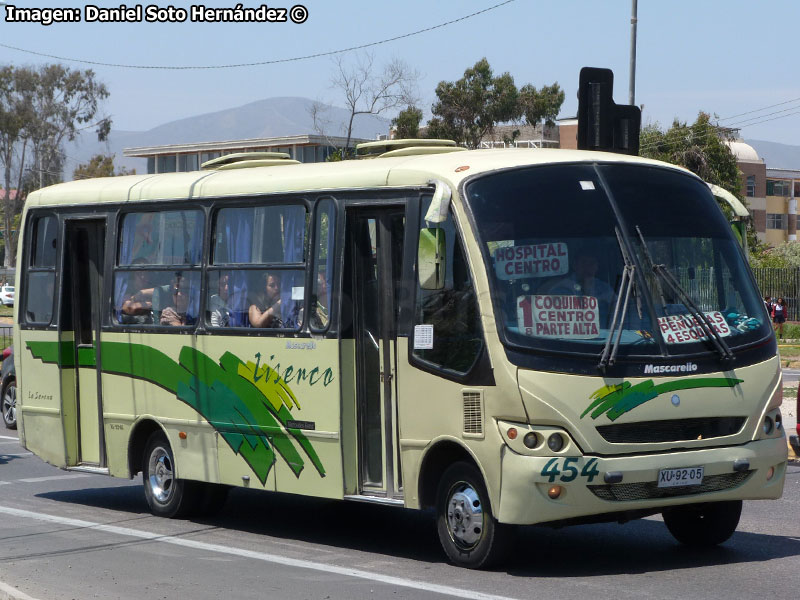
left=717, top=96, right=800, bottom=122
left=0, top=0, right=516, bottom=70
left=639, top=108, right=800, bottom=153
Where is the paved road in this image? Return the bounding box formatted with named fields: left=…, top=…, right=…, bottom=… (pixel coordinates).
left=1, top=430, right=799, bottom=600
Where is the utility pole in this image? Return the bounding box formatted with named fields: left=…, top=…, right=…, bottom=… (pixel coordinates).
left=629, top=0, right=638, bottom=105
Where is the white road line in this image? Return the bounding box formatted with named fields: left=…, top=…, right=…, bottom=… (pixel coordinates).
left=0, top=578, right=42, bottom=600
left=0, top=505, right=517, bottom=600
left=0, top=435, right=19, bottom=440
left=0, top=453, right=32, bottom=458
left=16, top=475, right=92, bottom=483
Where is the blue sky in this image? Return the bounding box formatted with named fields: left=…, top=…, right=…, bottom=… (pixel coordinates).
left=1, top=0, right=798, bottom=144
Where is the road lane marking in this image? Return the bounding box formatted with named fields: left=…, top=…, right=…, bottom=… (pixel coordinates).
left=0, top=579, right=42, bottom=600
left=16, top=475, right=93, bottom=483
left=0, top=505, right=518, bottom=600
left=0, top=435, right=19, bottom=440
left=0, top=453, right=32, bottom=458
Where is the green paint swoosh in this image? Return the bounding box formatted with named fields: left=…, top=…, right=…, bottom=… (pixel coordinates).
left=583, top=377, right=743, bottom=421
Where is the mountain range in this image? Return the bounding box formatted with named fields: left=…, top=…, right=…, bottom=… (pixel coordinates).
left=66, top=97, right=392, bottom=176
left=64, top=98, right=799, bottom=177
left=744, top=139, right=800, bottom=170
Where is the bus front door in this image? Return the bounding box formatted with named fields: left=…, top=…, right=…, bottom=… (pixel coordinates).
left=61, top=220, right=107, bottom=467
left=348, top=209, right=405, bottom=500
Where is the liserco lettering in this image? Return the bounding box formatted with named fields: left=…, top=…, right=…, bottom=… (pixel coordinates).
left=643, top=362, right=698, bottom=374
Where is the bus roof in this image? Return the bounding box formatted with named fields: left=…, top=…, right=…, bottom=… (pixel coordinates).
left=26, top=148, right=693, bottom=208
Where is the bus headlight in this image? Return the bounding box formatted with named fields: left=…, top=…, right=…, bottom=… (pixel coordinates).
left=763, top=416, right=774, bottom=436
left=547, top=433, right=565, bottom=452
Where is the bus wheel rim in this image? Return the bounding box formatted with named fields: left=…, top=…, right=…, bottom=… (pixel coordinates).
left=148, top=446, right=174, bottom=504
left=446, top=482, right=484, bottom=549
left=2, top=384, right=14, bottom=424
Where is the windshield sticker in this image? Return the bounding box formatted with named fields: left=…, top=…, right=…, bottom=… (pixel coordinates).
left=658, top=312, right=731, bottom=344
left=494, top=242, right=568, bottom=280
left=518, top=295, right=599, bottom=338
left=414, top=324, right=434, bottom=349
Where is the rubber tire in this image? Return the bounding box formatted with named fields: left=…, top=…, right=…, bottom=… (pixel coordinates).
left=663, top=500, right=742, bottom=547
left=435, top=462, right=511, bottom=569
left=142, top=431, right=197, bottom=518
left=2, top=377, right=16, bottom=430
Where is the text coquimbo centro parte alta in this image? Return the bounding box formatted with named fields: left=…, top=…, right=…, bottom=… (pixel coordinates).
left=3, top=4, right=310, bottom=25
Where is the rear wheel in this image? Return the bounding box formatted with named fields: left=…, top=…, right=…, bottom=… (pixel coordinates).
left=435, top=462, right=511, bottom=569
left=2, top=377, right=16, bottom=430
left=142, top=431, right=197, bottom=518
left=663, top=500, right=742, bottom=547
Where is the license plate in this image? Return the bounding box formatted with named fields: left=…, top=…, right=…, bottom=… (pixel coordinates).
left=657, top=466, right=704, bottom=488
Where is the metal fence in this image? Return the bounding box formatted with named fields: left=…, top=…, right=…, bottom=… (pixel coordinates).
left=752, top=268, right=800, bottom=321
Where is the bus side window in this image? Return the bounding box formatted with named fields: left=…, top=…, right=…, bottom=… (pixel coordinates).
left=25, top=215, right=58, bottom=324
left=412, top=202, right=483, bottom=374
left=208, top=204, right=308, bottom=329
left=113, top=210, right=203, bottom=327
left=309, top=198, right=335, bottom=332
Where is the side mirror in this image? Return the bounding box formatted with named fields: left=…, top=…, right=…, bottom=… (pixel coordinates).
left=418, top=227, right=446, bottom=290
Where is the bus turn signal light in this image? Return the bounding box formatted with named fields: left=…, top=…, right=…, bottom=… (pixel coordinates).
left=548, top=485, right=563, bottom=499
left=507, top=427, right=518, bottom=440
left=179, top=431, right=187, bottom=440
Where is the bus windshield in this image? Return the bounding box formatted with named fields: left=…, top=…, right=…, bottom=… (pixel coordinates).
left=465, top=163, right=771, bottom=358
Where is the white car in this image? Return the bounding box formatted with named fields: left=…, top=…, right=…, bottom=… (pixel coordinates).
left=0, top=286, right=14, bottom=307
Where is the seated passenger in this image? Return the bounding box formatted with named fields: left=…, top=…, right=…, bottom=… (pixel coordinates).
left=249, top=273, right=282, bottom=328
left=120, top=266, right=155, bottom=325
left=209, top=272, right=231, bottom=327
left=159, top=272, right=195, bottom=326
left=309, top=272, right=329, bottom=329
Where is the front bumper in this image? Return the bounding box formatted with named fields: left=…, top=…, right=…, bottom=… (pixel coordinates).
left=496, top=435, right=787, bottom=525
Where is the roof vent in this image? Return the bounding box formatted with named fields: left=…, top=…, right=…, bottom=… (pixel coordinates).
left=355, top=139, right=464, bottom=159
left=201, top=152, right=299, bottom=170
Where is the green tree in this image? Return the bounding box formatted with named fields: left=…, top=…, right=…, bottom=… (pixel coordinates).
left=427, top=58, right=564, bottom=149
left=0, top=64, right=110, bottom=267
left=639, top=112, right=759, bottom=251
left=392, top=105, right=423, bottom=139
left=73, top=154, right=135, bottom=179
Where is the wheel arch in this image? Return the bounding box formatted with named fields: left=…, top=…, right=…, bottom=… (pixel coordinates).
left=127, top=418, right=167, bottom=478
left=418, top=438, right=485, bottom=510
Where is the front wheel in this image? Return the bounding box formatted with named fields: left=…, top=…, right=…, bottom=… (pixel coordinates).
left=662, top=500, right=742, bottom=547
left=142, top=431, right=196, bottom=518
left=435, top=462, right=511, bottom=569
left=2, top=377, right=16, bottom=430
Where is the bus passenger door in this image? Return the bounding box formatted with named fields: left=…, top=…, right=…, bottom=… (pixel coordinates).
left=346, top=208, right=405, bottom=500
left=61, top=220, right=107, bottom=467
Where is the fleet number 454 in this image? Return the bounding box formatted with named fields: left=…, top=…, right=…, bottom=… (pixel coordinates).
left=541, top=457, right=600, bottom=483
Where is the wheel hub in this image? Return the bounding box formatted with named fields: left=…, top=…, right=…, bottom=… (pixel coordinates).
left=446, top=484, right=483, bottom=548
left=148, top=447, right=174, bottom=504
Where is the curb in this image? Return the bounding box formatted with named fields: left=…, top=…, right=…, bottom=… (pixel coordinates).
left=790, top=434, right=799, bottom=461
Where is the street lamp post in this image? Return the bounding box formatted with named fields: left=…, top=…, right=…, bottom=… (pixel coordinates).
left=629, top=0, right=638, bottom=105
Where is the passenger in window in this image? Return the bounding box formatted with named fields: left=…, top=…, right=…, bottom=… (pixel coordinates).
left=120, top=262, right=155, bottom=324
left=310, top=272, right=329, bottom=329
left=545, top=251, right=615, bottom=307
left=209, top=272, right=231, bottom=327
left=249, top=273, right=282, bottom=328
left=159, top=272, right=195, bottom=326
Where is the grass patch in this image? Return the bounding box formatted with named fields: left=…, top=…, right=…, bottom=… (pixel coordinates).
left=0, top=305, right=12, bottom=318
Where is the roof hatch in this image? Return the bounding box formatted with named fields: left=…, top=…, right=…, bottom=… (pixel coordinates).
left=355, top=139, right=466, bottom=159
left=201, top=152, right=300, bottom=170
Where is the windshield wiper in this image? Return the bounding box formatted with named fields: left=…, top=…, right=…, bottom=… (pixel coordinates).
left=598, top=228, right=636, bottom=371
left=635, top=227, right=734, bottom=362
